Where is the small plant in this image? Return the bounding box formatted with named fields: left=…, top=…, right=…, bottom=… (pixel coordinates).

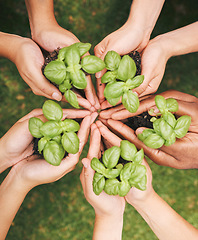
left=138, top=95, right=191, bottom=148
left=29, top=100, right=80, bottom=166
left=44, top=42, right=105, bottom=108
left=91, top=140, right=147, bottom=197
left=102, top=51, right=144, bottom=113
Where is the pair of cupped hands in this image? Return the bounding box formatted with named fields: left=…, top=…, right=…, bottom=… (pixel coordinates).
left=1, top=23, right=198, bottom=214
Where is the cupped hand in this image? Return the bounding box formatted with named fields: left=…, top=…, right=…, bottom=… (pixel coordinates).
left=101, top=90, right=198, bottom=169
left=11, top=112, right=97, bottom=191
left=80, top=123, right=125, bottom=217
left=0, top=108, right=91, bottom=173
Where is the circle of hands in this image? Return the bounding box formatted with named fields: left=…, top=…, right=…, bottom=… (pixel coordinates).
left=1, top=25, right=198, bottom=218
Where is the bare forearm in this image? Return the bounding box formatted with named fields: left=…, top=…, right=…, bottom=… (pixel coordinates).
left=25, top=0, right=57, bottom=35
left=93, top=214, right=123, bottom=240
left=127, top=0, right=165, bottom=38
left=132, top=191, right=198, bottom=240
left=0, top=170, right=29, bottom=240
left=155, top=22, right=198, bottom=59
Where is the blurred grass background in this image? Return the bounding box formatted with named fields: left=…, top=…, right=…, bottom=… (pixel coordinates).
left=0, top=0, right=198, bottom=239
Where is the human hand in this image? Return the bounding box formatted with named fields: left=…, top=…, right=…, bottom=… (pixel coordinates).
left=10, top=112, right=97, bottom=191
left=80, top=123, right=125, bottom=217
left=100, top=90, right=198, bottom=169
left=0, top=108, right=91, bottom=173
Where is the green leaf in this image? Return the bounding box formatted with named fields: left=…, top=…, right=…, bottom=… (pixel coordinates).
left=164, top=132, right=176, bottom=146
left=101, top=71, right=117, bottom=83
left=128, top=164, right=147, bottom=187
left=102, top=146, right=121, bottom=169
left=74, top=42, right=91, bottom=56
left=64, top=90, right=80, bottom=109
left=104, top=51, right=121, bottom=71
left=91, top=157, right=106, bottom=175
left=174, top=115, right=191, bottom=138
left=133, top=149, right=144, bottom=164
left=117, top=55, right=136, bottom=81
left=59, top=79, right=72, bottom=93
left=120, top=140, right=137, bottom=161
left=52, top=135, right=62, bottom=144
left=38, top=137, right=48, bottom=154
left=61, top=132, right=79, bottom=154
left=118, top=181, right=131, bottom=197
left=57, top=46, right=68, bottom=61
left=120, top=162, right=134, bottom=181
left=126, top=75, right=144, bottom=89
left=159, top=119, right=174, bottom=140
left=44, top=60, right=67, bottom=85
left=29, top=117, right=44, bottom=138
left=104, top=81, right=124, bottom=99
left=104, top=179, right=120, bottom=195
left=40, top=121, right=62, bottom=138
left=61, top=119, right=80, bottom=132
left=153, top=118, right=162, bottom=135
left=143, top=133, right=164, bottom=149
left=93, top=172, right=105, bottom=195
left=166, top=98, right=179, bottom=112
left=70, top=70, right=87, bottom=89
left=43, top=140, right=65, bottom=166
left=122, top=91, right=139, bottom=113
left=81, top=55, right=105, bottom=74
left=162, top=112, right=177, bottom=128
left=137, top=129, right=155, bottom=142
left=64, top=45, right=80, bottom=66
left=42, top=100, right=63, bottom=121
left=155, top=95, right=167, bottom=113
left=106, top=96, right=121, bottom=106
left=103, top=168, right=121, bottom=179
left=129, top=175, right=147, bottom=191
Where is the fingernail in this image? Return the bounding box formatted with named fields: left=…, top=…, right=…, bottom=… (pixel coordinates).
left=96, top=71, right=102, bottom=78
left=52, top=92, right=62, bottom=101
left=153, top=107, right=159, bottom=113
left=82, top=159, right=88, bottom=168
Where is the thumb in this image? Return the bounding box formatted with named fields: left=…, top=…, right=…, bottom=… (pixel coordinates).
left=81, top=158, right=95, bottom=195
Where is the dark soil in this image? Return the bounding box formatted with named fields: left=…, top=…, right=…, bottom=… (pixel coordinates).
left=124, top=112, right=153, bottom=131
left=128, top=51, right=141, bottom=76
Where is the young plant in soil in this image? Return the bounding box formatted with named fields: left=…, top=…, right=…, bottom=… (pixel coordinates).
left=102, top=50, right=144, bottom=113
left=91, top=140, right=147, bottom=197
left=29, top=100, right=80, bottom=166
left=43, top=42, right=105, bottom=108
left=138, top=95, right=191, bottom=149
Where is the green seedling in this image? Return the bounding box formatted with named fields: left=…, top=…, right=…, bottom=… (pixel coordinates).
left=102, top=51, right=144, bottom=113
left=91, top=140, right=147, bottom=197
left=138, top=95, right=191, bottom=148
left=44, top=42, right=105, bottom=108
left=29, top=100, right=80, bottom=166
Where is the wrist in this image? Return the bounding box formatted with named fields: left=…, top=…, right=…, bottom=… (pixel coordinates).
left=94, top=213, right=123, bottom=240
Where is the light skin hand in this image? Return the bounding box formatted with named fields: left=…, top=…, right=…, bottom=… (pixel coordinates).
left=0, top=108, right=91, bottom=174
left=80, top=124, right=124, bottom=240
left=101, top=90, right=198, bottom=169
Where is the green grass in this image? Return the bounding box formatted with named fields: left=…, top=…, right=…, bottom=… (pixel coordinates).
left=0, top=0, right=198, bottom=239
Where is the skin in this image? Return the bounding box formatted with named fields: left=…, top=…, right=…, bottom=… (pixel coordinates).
left=25, top=0, right=100, bottom=110
left=80, top=124, right=125, bottom=240
left=94, top=0, right=165, bottom=104
left=0, top=108, right=92, bottom=173
left=92, top=120, right=198, bottom=239
left=0, top=110, right=98, bottom=240
left=99, top=90, right=198, bottom=169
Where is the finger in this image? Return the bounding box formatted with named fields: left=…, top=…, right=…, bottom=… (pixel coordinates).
left=111, top=95, right=156, bottom=120
left=99, top=105, right=125, bottom=119
left=17, top=109, right=43, bottom=123
left=90, top=112, right=99, bottom=124
left=96, top=120, right=121, bottom=147
left=159, top=90, right=198, bottom=103
left=77, top=115, right=92, bottom=153
left=101, top=98, right=122, bottom=110
left=62, top=109, right=91, bottom=119
left=95, top=68, right=107, bottom=79
left=96, top=77, right=106, bottom=104
left=85, top=75, right=101, bottom=110
left=80, top=158, right=95, bottom=197
left=87, top=123, right=101, bottom=159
